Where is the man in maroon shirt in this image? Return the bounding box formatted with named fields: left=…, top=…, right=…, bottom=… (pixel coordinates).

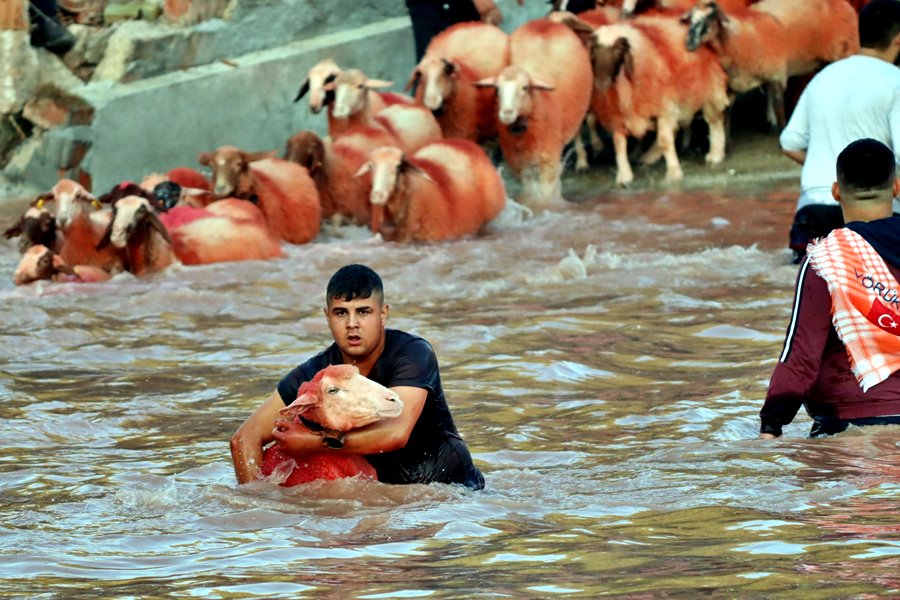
left=760, top=139, right=900, bottom=438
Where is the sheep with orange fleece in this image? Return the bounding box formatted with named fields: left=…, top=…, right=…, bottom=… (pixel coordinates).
left=356, top=139, right=507, bottom=243
left=294, top=59, right=414, bottom=132
left=586, top=15, right=730, bottom=185
left=198, top=145, right=321, bottom=245
left=475, top=19, right=593, bottom=209
left=284, top=126, right=396, bottom=226
left=407, top=21, right=509, bottom=142
left=325, top=69, right=443, bottom=153
left=684, top=0, right=859, bottom=128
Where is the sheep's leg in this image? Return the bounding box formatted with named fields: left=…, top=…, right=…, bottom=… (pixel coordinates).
left=703, top=104, right=727, bottom=165
left=573, top=126, right=589, bottom=172
left=765, top=80, right=787, bottom=130
left=613, top=130, right=634, bottom=187
left=657, top=117, right=683, bottom=182
left=586, top=112, right=603, bottom=154
left=640, top=141, right=663, bottom=165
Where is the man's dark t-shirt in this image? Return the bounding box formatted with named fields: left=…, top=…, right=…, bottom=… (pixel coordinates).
left=277, top=329, right=485, bottom=490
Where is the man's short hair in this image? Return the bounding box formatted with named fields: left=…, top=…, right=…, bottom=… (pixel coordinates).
left=859, top=0, right=900, bottom=50
left=836, top=138, right=897, bottom=195
left=326, top=264, right=384, bottom=304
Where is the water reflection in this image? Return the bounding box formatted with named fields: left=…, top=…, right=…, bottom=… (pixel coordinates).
left=1, top=184, right=899, bottom=597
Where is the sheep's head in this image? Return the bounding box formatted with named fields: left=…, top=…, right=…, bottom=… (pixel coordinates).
left=49, top=179, right=100, bottom=229
left=279, top=364, right=402, bottom=433
left=4, top=205, right=58, bottom=254
left=284, top=130, right=326, bottom=176
left=13, top=244, right=75, bottom=285
left=295, top=58, right=342, bottom=113
left=684, top=1, right=726, bottom=52
left=407, top=55, right=459, bottom=113
left=97, top=196, right=172, bottom=250
left=475, top=66, right=554, bottom=128
left=328, top=69, right=393, bottom=119
left=354, top=146, right=432, bottom=233
left=590, top=27, right=635, bottom=90
left=198, top=145, right=274, bottom=198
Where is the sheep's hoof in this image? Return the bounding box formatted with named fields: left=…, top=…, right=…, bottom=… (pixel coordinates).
left=575, top=158, right=589, bottom=172
left=615, top=177, right=633, bottom=188
left=705, top=153, right=725, bottom=165
left=664, top=170, right=684, bottom=183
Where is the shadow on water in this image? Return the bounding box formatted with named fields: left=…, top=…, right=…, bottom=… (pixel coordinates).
left=2, top=162, right=900, bottom=597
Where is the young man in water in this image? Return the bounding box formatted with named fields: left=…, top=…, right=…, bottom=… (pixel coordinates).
left=779, top=0, right=900, bottom=263
left=230, top=263, right=485, bottom=489
left=760, top=139, right=900, bottom=438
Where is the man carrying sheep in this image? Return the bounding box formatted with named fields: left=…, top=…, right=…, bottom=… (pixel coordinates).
left=230, top=263, right=485, bottom=489
left=759, top=139, right=900, bottom=439
left=780, top=0, right=900, bottom=264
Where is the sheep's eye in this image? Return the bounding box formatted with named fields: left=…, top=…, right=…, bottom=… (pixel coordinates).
left=327, top=387, right=339, bottom=394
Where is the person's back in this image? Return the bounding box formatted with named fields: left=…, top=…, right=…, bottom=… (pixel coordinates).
left=783, top=56, right=900, bottom=208
left=779, top=0, right=900, bottom=261
left=760, top=138, right=900, bottom=438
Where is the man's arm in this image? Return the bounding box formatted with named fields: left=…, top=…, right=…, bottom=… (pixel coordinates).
left=779, top=84, right=810, bottom=163
left=230, top=389, right=284, bottom=484
left=782, top=148, right=807, bottom=166
left=272, top=385, right=427, bottom=455
left=759, top=258, right=832, bottom=437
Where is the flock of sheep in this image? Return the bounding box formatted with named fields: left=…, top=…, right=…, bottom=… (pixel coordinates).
left=4, top=0, right=861, bottom=286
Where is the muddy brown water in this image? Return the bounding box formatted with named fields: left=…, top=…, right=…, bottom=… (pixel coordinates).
left=2, top=138, right=900, bottom=598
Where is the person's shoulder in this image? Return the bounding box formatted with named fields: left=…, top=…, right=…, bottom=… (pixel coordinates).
left=386, top=328, right=434, bottom=351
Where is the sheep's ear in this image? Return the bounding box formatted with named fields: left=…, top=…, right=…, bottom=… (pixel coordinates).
left=147, top=211, right=174, bottom=246
left=52, top=254, right=76, bottom=276
left=353, top=162, right=373, bottom=177
left=623, top=50, right=635, bottom=80
left=679, top=10, right=692, bottom=23
left=33, top=192, right=54, bottom=208
left=403, top=160, right=435, bottom=183
left=364, top=78, right=394, bottom=89
left=292, top=391, right=319, bottom=411
left=473, top=77, right=497, bottom=88
left=197, top=152, right=212, bottom=166
left=530, top=79, right=555, bottom=91
left=3, top=217, right=23, bottom=239
left=96, top=211, right=115, bottom=250
left=405, top=68, right=421, bottom=92
left=294, top=78, right=310, bottom=103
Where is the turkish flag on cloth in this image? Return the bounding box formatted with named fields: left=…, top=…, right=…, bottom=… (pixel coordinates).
left=809, top=227, right=900, bottom=392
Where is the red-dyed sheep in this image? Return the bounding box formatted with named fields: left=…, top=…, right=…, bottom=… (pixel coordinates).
left=684, top=0, right=859, bottom=128
left=13, top=244, right=112, bottom=286
left=587, top=15, right=730, bottom=185
left=356, top=139, right=507, bottom=243
left=38, top=179, right=125, bottom=274
left=97, top=195, right=179, bottom=276
left=260, top=364, right=403, bottom=486
left=476, top=18, right=593, bottom=208
left=284, top=126, right=397, bottom=226
left=326, top=69, right=443, bottom=153
left=197, top=145, right=321, bottom=244
left=407, top=21, right=510, bottom=142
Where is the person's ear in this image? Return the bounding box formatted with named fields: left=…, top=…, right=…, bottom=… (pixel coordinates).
left=381, top=303, right=389, bottom=323
left=893, top=176, right=900, bottom=198
left=832, top=181, right=842, bottom=203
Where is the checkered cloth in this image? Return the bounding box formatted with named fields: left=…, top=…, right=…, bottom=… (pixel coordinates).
left=808, top=228, right=900, bottom=392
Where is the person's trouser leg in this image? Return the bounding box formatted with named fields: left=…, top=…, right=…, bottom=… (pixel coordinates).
left=810, top=414, right=900, bottom=437
left=28, top=0, right=76, bottom=55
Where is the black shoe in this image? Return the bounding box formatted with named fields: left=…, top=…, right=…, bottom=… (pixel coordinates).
left=29, top=3, right=76, bottom=55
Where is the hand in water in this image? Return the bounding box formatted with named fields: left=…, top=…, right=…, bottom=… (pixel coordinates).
left=758, top=433, right=778, bottom=439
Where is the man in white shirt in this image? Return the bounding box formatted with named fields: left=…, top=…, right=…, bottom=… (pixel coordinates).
left=780, top=0, right=900, bottom=263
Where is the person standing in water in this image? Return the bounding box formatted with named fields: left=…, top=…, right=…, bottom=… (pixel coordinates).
left=230, top=263, right=485, bottom=489
left=779, top=0, right=900, bottom=263
left=760, top=139, right=900, bottom=438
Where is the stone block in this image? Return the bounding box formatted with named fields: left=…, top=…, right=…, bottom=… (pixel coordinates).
left=22, top=88, right=95, bottom=128
left=164, top=0, right=225, bottom=25
left=0, top=0, right=27, bottom=31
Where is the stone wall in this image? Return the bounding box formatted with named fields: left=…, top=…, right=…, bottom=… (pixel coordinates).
left=0, top=0, right=544, bottom=196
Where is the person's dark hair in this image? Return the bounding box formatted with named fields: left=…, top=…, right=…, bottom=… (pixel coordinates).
left=836, top=138, right=897, bottom=196
left=859, top=0, right=900, bottom=50
left=326, top=264, right=384, bottom=304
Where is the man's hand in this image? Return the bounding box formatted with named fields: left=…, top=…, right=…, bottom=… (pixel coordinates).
left=272, top=418, right=327, bottom=454
left=758, top=433, right=778, bottom=439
